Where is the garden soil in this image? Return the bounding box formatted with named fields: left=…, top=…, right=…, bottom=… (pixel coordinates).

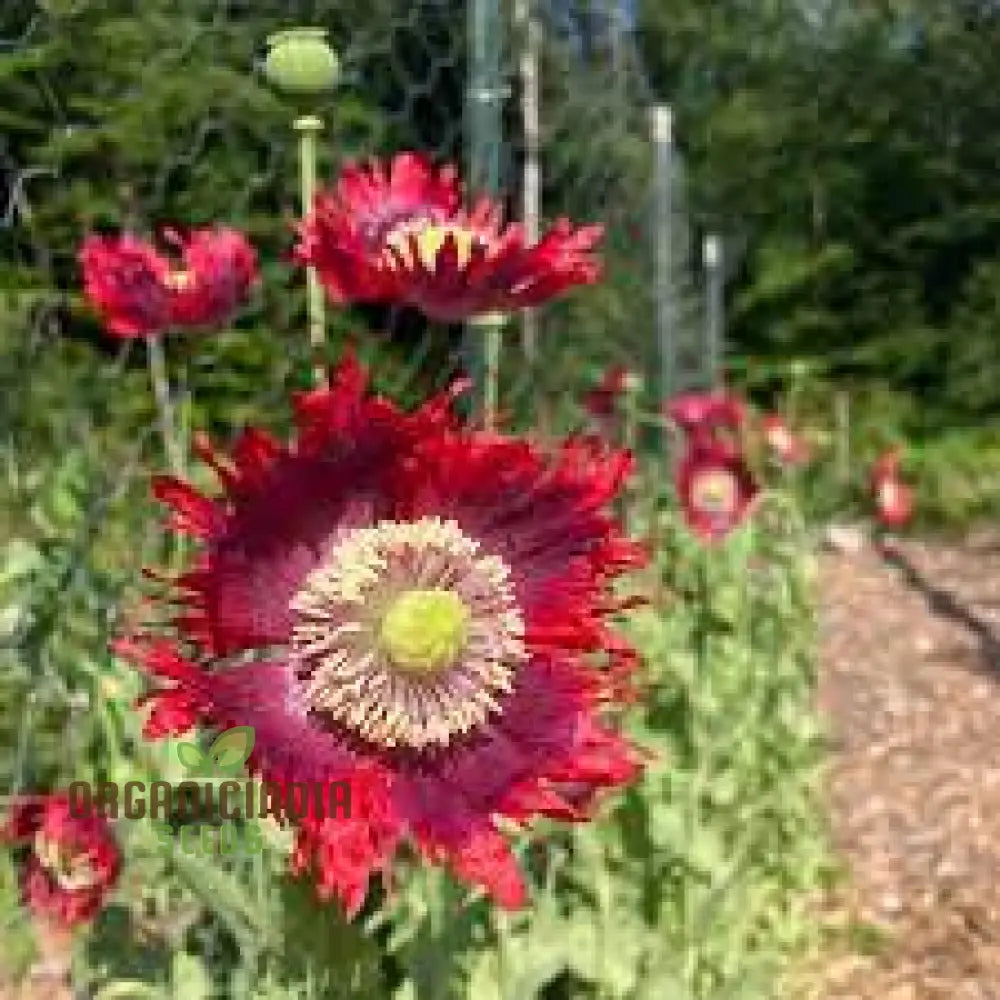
left=812, top=533, right=1000, bottom=1000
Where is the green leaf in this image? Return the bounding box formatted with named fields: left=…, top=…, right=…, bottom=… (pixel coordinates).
left=170, top=951, right=212, bottom=1000
left=175, top=742, right=206, bottom=772
left=269, top=877, right=386, bottom=998
left=93, top=983, right=170, bottom=1000
left=207, top=725, right=255, bottom=772
left=169, top=850, right=273, bottom=950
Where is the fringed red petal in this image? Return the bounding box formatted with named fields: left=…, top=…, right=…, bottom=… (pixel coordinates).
left=151, top=476, right=224, bottom=537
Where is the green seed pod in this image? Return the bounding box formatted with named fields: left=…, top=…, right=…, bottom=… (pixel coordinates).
left=264, top=28, right=339, bottom=96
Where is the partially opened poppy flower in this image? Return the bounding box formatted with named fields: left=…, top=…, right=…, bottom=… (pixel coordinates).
left=2, top=794, right=121, bottom=928
left=761, top=413, right=810, bottom=466
left=79, top=227, right=257, bottom=339
left=871, top=448, right=913, bottom=528
left=677, top=438, right=759, bottom=542
left=294, top=152, right=603, bottom=322
left=663, top=391, right=746, bottom=443
left=116, top=355, right=644, bottom=915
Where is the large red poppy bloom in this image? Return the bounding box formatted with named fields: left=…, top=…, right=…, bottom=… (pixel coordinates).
left=79, top=227, right=257, bottom=339
left=663, top=391, right=746, bottom=443
left=871, top=448, right=913, bottom=528
left=676, top=438, right=759, bottom=542
left=116, top=355, right=644, bottom=915
left=294, top=152, right=603, bottom=323
left=1, top=794, right=121, bottom=928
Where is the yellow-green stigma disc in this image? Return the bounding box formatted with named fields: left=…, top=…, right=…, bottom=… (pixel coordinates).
left=379, top=588, right=470, bottom=675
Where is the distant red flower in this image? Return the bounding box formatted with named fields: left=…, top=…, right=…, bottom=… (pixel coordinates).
left=677, top=438, right=759, bottom=541
left=2, top=794, right=120, bottom=928
left=116, top=355, right=644, bottom=915
left=663, top=391, right=746, bottom=443
left=584, top=365, right=629, bottom=419
left=761, top=413, right=810, bottom=466
left=871, top=448, right=913, bottom=528
left=79, top=227, right=257, bottom=339
left=295, top=152, right=603, bottom=322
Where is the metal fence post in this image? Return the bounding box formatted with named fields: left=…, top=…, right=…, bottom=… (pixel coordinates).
left=465, top=0, right=505, bottom=416
left=516, top=0, right=541, bottom=367
left=703, top=232, right=724, bottom=388
left=651, top=103, right=675, bottom=420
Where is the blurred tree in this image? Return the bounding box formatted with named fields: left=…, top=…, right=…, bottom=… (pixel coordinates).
left=637, top=0, right=1000, bottom=430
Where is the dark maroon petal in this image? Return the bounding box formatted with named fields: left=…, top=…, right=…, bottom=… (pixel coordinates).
left=392, top=656, right=584, bottom=842
left=174, top=651, right=584, bottom=846
left=196, top=661, right=357, bottom=782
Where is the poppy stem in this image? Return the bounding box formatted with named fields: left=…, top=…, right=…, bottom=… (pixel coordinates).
left=294, top=115, right=327, bottom=388
left=146, top=334, right=184, bottom=478
left=621, top=370, right=643, bottom=531
left=685, top=550, right=713, bottom=987
left=471, top=312, right=506, bottom=431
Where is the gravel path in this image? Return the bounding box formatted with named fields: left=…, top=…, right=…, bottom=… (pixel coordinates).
left=814, top=534, right=1000, bottom=999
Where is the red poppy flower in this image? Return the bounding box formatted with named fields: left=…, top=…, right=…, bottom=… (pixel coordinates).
left=79, top=227, right=257, bottom=339
left=115, top=355, right=644, bottom=915
left=761, top=413, right=810, bottom=466
left=676, top=438, right=759, bottom=541
left=294, top=152, right=603, bottom=322
left=584, top=366, right=630, bottom=419
left=663, top=391, right=746, bottom=442
left=871, top=448, right=913, bottom=528
left=2, top=794, right=121, bottom=928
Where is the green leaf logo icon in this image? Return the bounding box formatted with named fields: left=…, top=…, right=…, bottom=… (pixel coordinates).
left=206, top=726, right=255, bottom=776
left=176, top=742, right=207, bottom=773
left=175, top=726, right=255, bottom=776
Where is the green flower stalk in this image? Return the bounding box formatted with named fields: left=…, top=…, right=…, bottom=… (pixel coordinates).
left=621, top=369, right=643, bottom=530
left=264, top=27, right=340, bottom=387
left=145, top=334, right=184, bottom=478
left=295, top=114, right=327, bottom=387
left=469, top=312, right=507, bottom=430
